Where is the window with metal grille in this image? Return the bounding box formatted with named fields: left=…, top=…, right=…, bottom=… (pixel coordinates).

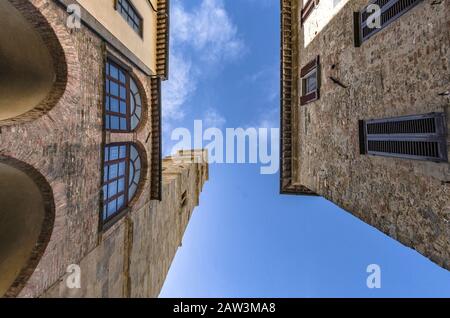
left=301, top=0, right=320, bottom=24
left=105, top=58, right=143, bottom=132
left=354, top=0, right=423, bottom=46
left=116, top=0, right=143, bottom=36
left=359, top=113, right=448, bottom=162
left=102, top=143, right=143, bottom=225
left=300, top=56, right=320, bottom=105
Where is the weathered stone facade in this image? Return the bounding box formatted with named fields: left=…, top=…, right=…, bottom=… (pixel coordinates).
left=281, top=0, right=450, bottom=270
left=0, top=0, right=208, bottom=298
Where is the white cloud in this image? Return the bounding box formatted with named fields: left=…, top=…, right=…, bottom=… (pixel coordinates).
left=252, top=105, right=279, bottom=130
left=244, top=0, right=276, bottom=7
left=243, top=65, right=279, bottom=102
left=171, top=0, right=246, bottom=63
left=163, top=0, right=242, bottom=129
left=162, top=52, right=196, bottom=122
left=203, top=108, right=227, bottom=128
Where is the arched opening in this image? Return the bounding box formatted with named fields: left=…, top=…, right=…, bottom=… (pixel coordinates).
left=0, top=1, right=61, bottom=124
left=104, top=57, right=148, bottom=132
left=0, top=159, right=54, bottom=297
left=101, top=142, right=147, bottom=228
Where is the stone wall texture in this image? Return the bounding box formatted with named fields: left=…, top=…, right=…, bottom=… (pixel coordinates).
left=0, top=0, right=208, bottom=297
left=290, top=0, right=450, bottom=270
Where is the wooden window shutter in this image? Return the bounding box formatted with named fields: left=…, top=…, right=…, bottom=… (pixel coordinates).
left=300, top=56, right=320, bottom=106
left=359, top=113, right=448, bottom=162
left=355, top=0, right=424, bottom=46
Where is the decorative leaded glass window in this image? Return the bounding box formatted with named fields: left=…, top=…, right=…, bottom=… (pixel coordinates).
left=102, top=143, right=143, bottom=224
left=105, top=59, right=143, bottom=132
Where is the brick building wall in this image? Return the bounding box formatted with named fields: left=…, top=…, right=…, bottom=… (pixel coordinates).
left=42, top=151, right=208, bottom=298
left=1, top=0, right=105, bottom=297
left=281, top=0, right=450, bottom=270
left=0, top=0, right=207, bottom=298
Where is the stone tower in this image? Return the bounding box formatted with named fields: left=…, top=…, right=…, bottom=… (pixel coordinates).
left=0, top=0, right=209, bottom=298
left=280, top=0, right=450, bottom=270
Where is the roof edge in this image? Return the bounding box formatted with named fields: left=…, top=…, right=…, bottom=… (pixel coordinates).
left=279, top=0, right=318, bottom=196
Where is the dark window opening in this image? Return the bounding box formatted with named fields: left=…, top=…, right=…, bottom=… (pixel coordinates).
left=300, top=56, right=320, bottom=106
left=116, top=0, right=143, bottom=36
left=181, top=190, right=187, bottom=208
left=359, top=113, right=448, bottom=162
left=102, top=143, right=143, bottom=225
left=105, top=59, right=142, bottom=132
left=355, top=0, right=423, bottom=46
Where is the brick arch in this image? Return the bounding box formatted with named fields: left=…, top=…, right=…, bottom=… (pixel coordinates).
left=0, top=0, right=78, bottom=126
left=0, top=155, right=55, bottom=298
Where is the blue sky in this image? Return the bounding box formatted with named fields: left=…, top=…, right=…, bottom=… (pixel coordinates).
left=160, top=0, right=450, bottom=297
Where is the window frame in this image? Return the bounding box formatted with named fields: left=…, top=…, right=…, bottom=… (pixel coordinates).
left=181, top=190, right=187, bottom=208
left=354, top=0, right=424, bottom=47
left=104, top=56, right=143, bottom=133
left=300, top=56, right=320, bottom=106
left=359, top=113, right=448, bottom=162
left=303, top=69, right=317, bottom=95
left=114, top=0, right=144, bottom=37
left=301, top=0, right=320, bottom=25
left=101, top=142, right=144, bottom=229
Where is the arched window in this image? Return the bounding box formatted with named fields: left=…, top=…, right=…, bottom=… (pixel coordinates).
left=105, top=58, right=143, bottom=132
left=102, top=143, right=143, bottom=223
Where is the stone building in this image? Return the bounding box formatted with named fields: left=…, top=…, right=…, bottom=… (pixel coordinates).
left=280, top=0, right=450, bottom=270
left=0, top=0, right=209, bottom=297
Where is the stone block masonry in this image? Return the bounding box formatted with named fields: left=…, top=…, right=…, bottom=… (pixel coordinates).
left=281, top=0, right=450, bottom=270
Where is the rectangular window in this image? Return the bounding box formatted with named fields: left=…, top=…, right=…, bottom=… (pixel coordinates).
left=102, top=143, right=130, bottom=224
left=304, top=70, right=317, bottom=94
left=116, top=0, right=143, bottom=36
left=300, top=56, right=320, bottom=106
left=301, top=0, right=320, bottom=24
left=105, top=56, right=143, bottom=132
left=105, top=58, right=130, bottom=132
left=102, top=143, right=143, bottom=228
left=181, top=190, right=187, bottom=208
left=359, top=113, right=448, bottom=162
left=355, top=0, right=423, bottom=46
